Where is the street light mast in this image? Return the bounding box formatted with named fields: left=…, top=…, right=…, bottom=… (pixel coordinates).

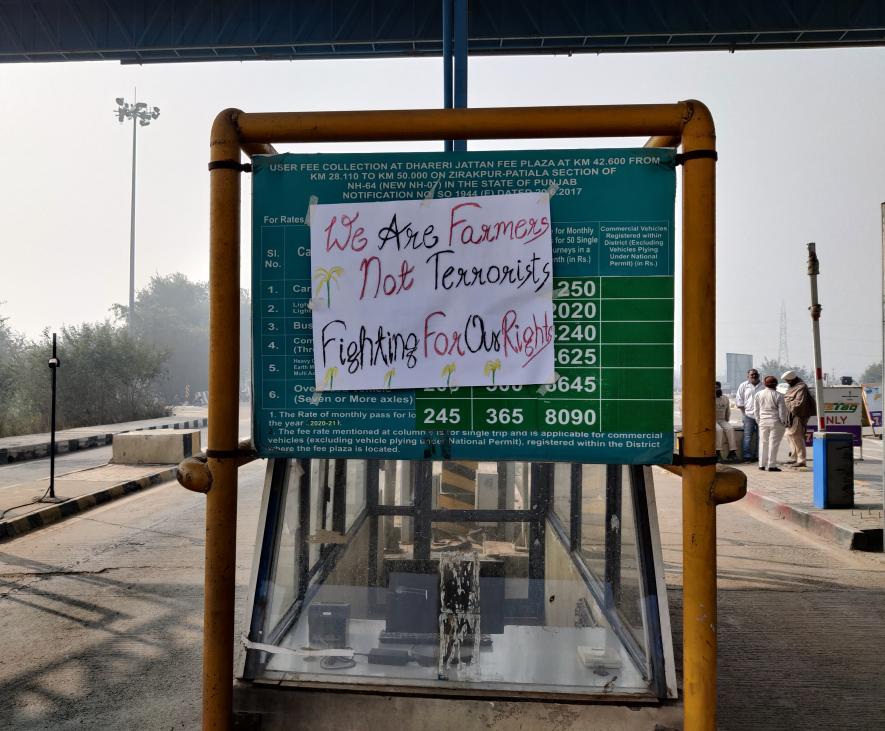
left=115, top=96, right=160, bottom=332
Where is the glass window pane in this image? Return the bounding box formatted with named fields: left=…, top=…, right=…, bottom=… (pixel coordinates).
left=379, top=459, right=416, bottom=505
left=380, top=513, right=415, bottom=561
left=345, top=459, right=367, bottom=530
left=308, top=459, right=332, bottom=568
left=250, top=459, right=667, bottom=698
left=432, top=460, right=529, bottom=511
left=552, top=463, right=572, bottom=527
left=616, top=466, right=646, bottom=655
left=579, top=464, right=606, bottom=579
left=265, top=461, right=302, bottom=631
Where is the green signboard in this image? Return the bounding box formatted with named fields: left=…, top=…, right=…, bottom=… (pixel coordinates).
left=252, top=149, right=675, bottom=463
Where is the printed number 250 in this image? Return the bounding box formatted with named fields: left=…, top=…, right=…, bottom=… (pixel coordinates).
left=422, top=407, right=461, bottom=425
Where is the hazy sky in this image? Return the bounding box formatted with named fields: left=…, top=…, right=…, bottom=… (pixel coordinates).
left=1, top=48, right=884, bottom=377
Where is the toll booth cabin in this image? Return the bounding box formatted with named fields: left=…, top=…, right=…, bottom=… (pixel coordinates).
left=235, top=458, right=676, bottom=726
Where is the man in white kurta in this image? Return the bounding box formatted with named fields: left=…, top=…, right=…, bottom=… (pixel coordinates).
left=752, top=375, right=789, bottom=471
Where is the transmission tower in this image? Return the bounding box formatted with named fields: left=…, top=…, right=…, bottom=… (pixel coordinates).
left=777, top=301, right=789, bottom=365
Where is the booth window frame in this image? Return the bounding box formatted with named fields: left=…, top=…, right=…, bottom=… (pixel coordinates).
left=242, top=458, right=671, bottom=699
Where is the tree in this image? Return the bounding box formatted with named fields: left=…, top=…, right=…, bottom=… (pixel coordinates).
left=0, top=319, right=168, bottom=436
left=116, top=273, right=252, bottom=403
left=0, top=305, right=26, bottom=435
left=57, top=323, right=167, bottom=425
left=115, top=273, right=208, bottom=403
left=756, top=358, right=810, bottom=382
left=860, top=362, right=882, bottom=384
left=14, top=325, right=168, bottom=430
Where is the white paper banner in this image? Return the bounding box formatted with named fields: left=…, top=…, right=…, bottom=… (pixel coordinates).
left=310, top=193, right=555, bottom=391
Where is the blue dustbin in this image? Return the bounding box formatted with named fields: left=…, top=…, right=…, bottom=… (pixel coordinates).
left=812, top=431, right=854, bottom=509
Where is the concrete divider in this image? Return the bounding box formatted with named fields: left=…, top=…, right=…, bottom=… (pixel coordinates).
left=1, top=416, right=208, bottom=464
left=112, top=429, right=201, bottom=465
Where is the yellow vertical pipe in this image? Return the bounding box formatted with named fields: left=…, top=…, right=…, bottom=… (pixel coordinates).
left=679, top=100, right=718, bottom=731
left=199, top=103, right=719, bottom=728
left=204, top=109, right=243, bottom=731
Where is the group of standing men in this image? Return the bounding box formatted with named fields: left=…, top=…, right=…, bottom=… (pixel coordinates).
left=718, top=368, right=816, bottom=471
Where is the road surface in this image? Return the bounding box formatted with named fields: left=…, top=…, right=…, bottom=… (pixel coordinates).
left=0, top=459, right=882, bottom=729
left=0, top=457, right=263, bottom=730
left=654, top=468, right=885, bottom=731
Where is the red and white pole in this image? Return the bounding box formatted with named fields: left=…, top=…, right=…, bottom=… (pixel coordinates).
left=807, top=243, right=826, bottom=433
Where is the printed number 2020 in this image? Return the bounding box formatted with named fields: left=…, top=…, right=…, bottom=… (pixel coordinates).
left=422, top=407, right=461, bottom=426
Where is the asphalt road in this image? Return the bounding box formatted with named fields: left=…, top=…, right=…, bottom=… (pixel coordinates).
left=654, top=468, right=885, bottom=731
left=0, top=458, right=882, bottom=730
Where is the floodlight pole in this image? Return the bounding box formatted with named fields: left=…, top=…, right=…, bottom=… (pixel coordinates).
left=128, top=110, right=138, bottom=331
left=115, top=95, right=160, bottom=332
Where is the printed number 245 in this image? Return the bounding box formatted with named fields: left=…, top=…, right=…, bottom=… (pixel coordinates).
left=422, top=407, right=461, bottom=425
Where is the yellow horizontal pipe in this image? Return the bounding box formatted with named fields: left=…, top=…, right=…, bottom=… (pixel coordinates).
left=243, top=142, right=277, bottom=158
left=658, top=464, right=747, bottom=506
left=235, top=104, right=688, bottom=144
left=177, top=438, right=257, bottom=494
left=645, top=134, right=681, bottom=148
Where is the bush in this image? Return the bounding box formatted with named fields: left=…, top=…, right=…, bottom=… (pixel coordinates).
left=0, top=318, right=168, bottom=437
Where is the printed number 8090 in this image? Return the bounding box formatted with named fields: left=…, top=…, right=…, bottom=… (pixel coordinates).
left=544, top=408, right=597, bottom=427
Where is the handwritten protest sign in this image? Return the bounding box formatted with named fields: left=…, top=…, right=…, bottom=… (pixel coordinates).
left=309, top=193, right=555, bottom=391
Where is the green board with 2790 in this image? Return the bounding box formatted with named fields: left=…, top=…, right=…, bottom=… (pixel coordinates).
left=252, top=149, right=675, bottom=463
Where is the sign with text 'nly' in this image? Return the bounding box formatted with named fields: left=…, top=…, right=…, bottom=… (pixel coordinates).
left=252, top=149, right=676, bottom=463
left=805, top=386, right=863, bottom=446
left=309, top=193, right=555, bottom=392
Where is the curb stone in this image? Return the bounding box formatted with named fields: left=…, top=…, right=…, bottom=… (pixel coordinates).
left=0, top=466, right=177, bottom=542
left=743, top=489, right=882, bottom=551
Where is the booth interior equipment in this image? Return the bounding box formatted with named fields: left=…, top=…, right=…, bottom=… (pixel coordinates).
left=235, top=457, right=677, bottom=726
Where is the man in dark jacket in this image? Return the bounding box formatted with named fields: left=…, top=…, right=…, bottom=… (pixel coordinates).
left=782, top=370, right=816, bottom=468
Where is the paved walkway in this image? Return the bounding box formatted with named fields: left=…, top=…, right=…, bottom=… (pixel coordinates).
left=717, top=437, right=884, bottom=551
left=0, top=462, right=178, bottom=541
left=0, top=406, right=248, bottom=543
left=0, top=406, right=208, bottom=463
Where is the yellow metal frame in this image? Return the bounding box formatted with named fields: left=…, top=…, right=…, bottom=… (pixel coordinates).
left=192, top=101, right=736, bottom=730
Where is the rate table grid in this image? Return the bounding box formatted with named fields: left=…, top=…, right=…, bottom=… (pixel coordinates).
left=414, top=274, right=672, bottom=433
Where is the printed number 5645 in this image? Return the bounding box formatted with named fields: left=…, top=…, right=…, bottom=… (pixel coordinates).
left=422, top=407, right=461, bottom=425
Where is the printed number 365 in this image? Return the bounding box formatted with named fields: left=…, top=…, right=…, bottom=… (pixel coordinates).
left=486, top=408, right=524, bottom=425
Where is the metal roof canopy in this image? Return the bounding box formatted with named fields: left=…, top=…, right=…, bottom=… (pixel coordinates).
left=1, top=0, right=884, bottom=64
